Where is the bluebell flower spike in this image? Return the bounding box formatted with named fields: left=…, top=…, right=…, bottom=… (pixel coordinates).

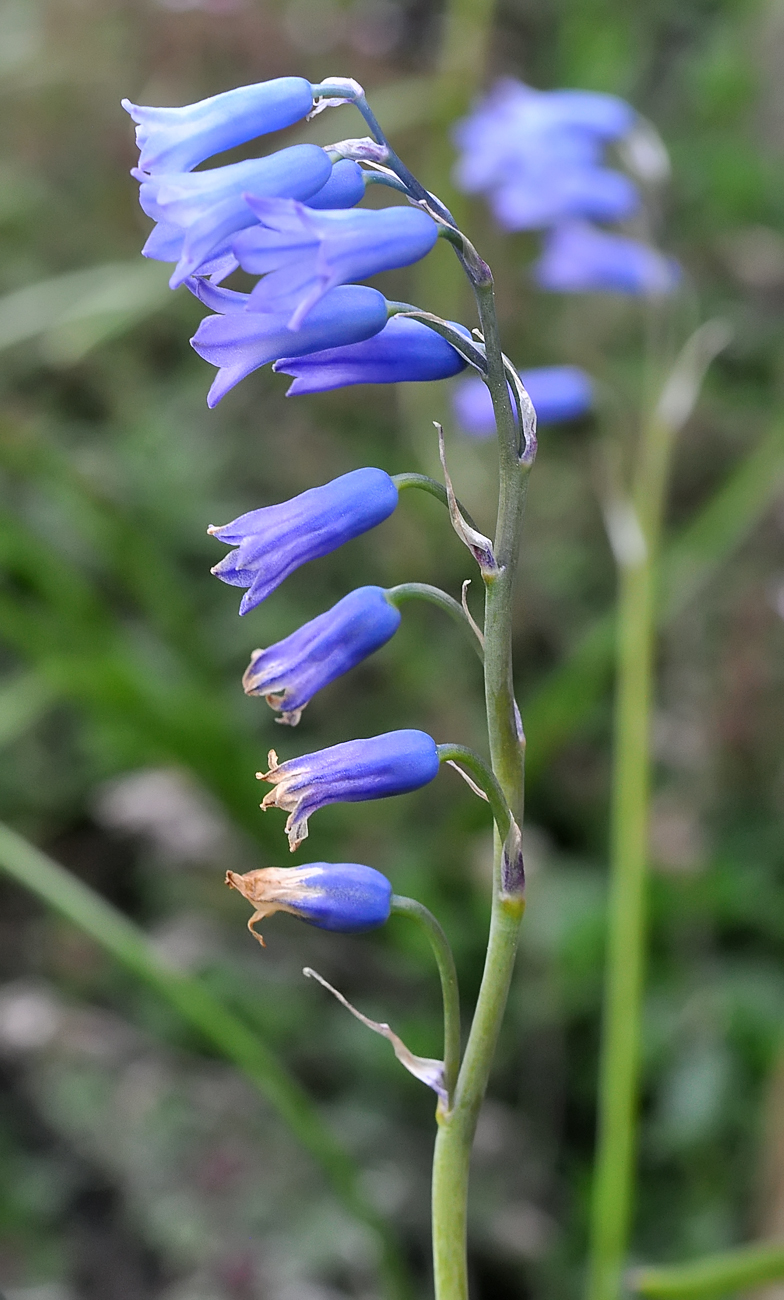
left=209, top=466, right=398, bottom=615
left=226, top=862, right=392, bottom=946
left=122, top=77, right=315, bottom=175
left=233, top=198, right=438, bottom=329
left=275, top=315, right=471, bottom=394
left=243, top=586, right=402, bottom=725
left=258, top=730, right=440, bottom=851
left=192, top=284, right=389, bottom=407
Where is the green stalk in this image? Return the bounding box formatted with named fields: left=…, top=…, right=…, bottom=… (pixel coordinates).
left=391, top=895, right=461, bottom=1105
left=385, top=582, right=484, bottom=661
left=430, top=275, right=529, bottom=1300
left=0, top=820, right=410, bottom=1300
left=586, top=395, right=679, bottom=1300
left=629, top=1241, right=784, bottom=1298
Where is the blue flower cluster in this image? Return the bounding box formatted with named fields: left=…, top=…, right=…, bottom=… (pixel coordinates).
left=123, top=79, right=474, bottom=409
left=453, top=77, right=680, bottom=296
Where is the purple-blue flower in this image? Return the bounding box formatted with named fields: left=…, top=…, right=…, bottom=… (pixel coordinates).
left=453, top=366, right=594, bottom=438
left=274, top=315, right=470, bottom=394
left=122, top=78, right=315, bottom=175
left=534, top=221, right=681, bottom=295
left=259, top=729, right=440, bottom=850
left=209, top=467, right=398, bottom=616
left=136, top=144, right=332, bottom=287
left=232, top=199, right=438, bottom=329
left=305, top=160, right=366, bottom=210
left=190, top=283, right=389, bottom=407
left=243, top=586, right=401, bottom=725
left=453, top=78, right=638, bottom=230
left=226, top=862, right=392, bottom=945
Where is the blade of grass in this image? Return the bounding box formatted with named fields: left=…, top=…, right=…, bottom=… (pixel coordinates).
left=628, top=1241, right=784, bottom=1298
left=0, top=818, right=411, bottom=1300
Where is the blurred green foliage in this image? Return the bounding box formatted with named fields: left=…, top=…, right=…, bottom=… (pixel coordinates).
left=1, top=0, right=784, bottom=1298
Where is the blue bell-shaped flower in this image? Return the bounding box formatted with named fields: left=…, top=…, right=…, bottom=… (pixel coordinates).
left=226, top=862, right=392, bottom=946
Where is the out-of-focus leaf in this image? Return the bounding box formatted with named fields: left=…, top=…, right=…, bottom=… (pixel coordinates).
left=0, top=261, right=171, bottom=363
left=0, top=669, right=55, bottom=749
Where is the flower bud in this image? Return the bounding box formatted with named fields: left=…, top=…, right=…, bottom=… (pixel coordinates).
left=226, top=862, right=392, bottom=946
left=275, top=315, right=470, bottom=394
left=209, top=467, right=398, bottom=615
left=259, top=730, right=440, bottom=850
left=243, top=586, right=401, bottom=724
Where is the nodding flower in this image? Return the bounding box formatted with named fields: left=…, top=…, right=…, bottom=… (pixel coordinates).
left=122, top=77, right=316, bottom=175
left=226, top=862, right=393, bottom=946
left=208, top=467, right=399, bottom=615
left=135, top=144, right=333, bottom=288
left=275, top=315, right=470, bottom=395
left=191, top=284, right=390, bottom=407
left=243, top=586, right=402, bottom=725
left=233, top=198, right=438, bottom=329
left=259, top=730, right=441, bottom=851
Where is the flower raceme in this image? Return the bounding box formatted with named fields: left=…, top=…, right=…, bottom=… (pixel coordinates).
left=259, top=730, right=441, bottom=851
left=453, top=365, right=593, bottom=438
left=243, top=586, right=402, bottom=725
left=209, top=468, right=399, bottom=616
left=190, top=283, right=389, bottom=407
left=225, top=862, right=392, bottom=946
left=275, top=315, right=471, bottom=394
left=122, top=77, right=316, bottom=175
left=234, top=198, right=438, bottom=329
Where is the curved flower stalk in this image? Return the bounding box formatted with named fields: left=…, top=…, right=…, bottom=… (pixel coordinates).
left=225, top=862, right=392, bottom=945
left=258, top=730, right=441, bottom=850
left=243, top=585, right=402, bottom=725
left=209, top=467, right=398, bottom=615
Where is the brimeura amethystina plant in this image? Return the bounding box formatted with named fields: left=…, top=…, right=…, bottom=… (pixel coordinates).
left=119, top=72, right=736, bottom=1300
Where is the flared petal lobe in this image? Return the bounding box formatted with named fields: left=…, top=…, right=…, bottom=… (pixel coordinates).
left=226, top=863, right=392, bottom=945
left=191, top=284, right=389, bottom=407
left=453, top=366, right=593, bottom=438
left=260, top=730, right=440, bottom=850
left=234, top=200, right=438, bottom=327
left=534, top=222, right=680, bottom=295
left=274, top=316, right=470, bottom=394
left=209, top=467, right=399, bottom=615
left=243, top=586, right=401, bottom=724
left=122, top=78, right=314, bottom=174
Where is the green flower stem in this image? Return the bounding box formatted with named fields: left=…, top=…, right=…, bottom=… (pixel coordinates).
left=586, top=395, right=681, bottom=1300
left=435, top=741, right=513, bottom=840
left=0, top=819, right=411, bottom=1300
left=430, top=274, right=530, bottom=1300
left=390, top=894, right=461, bottom=1106
left=628, top=1242, right=784, bottom=1299
left=392, top=471, right=482, bottom=533
left=385, top=582, right=484, bottom=661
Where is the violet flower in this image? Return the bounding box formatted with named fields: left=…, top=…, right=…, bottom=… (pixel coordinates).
left=122, top=78, right=315, bottom=175
left=453, top=366, right=594, bottom=438
left=209, top=467, right=399, bottom=616
left=136, top=144, right=332, bottom=287
left=190, top=283, right=389, bottom=407
left=233, top=198, right=438, bottom=328
left=226, top=862, right=392, bottom=945
left=274, top=315, right=471, bottom=394
left=243, top=586, right=401, bottom=725
left=259, top=729, right=440, bottom=850
left=534, top=221, right=681, bottom=295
